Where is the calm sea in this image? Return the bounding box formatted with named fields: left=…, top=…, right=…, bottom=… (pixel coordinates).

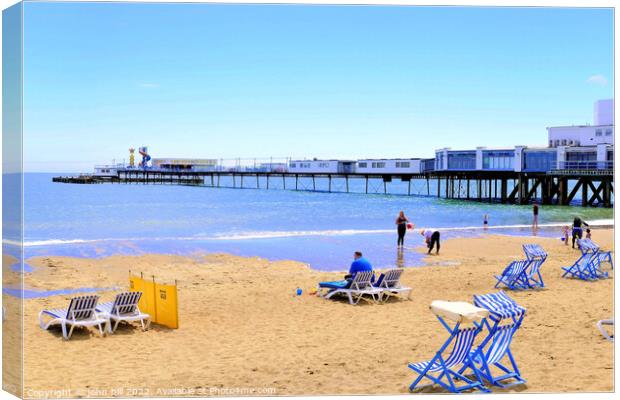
left=5, top=173, right=614, bottom=272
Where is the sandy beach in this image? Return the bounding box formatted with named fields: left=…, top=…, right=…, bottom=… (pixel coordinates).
left=2, top=229, right=614, bottom=397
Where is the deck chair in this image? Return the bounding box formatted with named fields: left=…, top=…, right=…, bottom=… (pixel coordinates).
left=580, top=239, right=614, bottom=271
left=597, top=319, right=614, bottom=342
left=96, top=291, right=151, bottom=333
left=522, top=244, right=547, bottom=261
left=39, top=295, right=108, bottom=340
left=468, top=292, right=527, bottom=387
left=586, top=254, right=608, bottom=280
left=522, top=244, right=546, bottom=288
left=494, top=260, right=529, bottom=290
left=408, top=301, right=490, bottom=394
left=563, top=242, right=606, bottom=281
left=373, top=269, right=412, bottom=301
left=317, top=270, right=381, bottom=305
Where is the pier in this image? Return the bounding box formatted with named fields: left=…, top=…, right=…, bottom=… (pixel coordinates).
left=53, top=168, right=614, bottom=208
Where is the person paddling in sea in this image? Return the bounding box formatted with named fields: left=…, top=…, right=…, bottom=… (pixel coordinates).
left=395, top=211, right=412, bottom=248
left=532, top=202, right=539, bottom=230
left=344, top=251, right=373, bottom=282
left=571, top=217, right=589, bottom=249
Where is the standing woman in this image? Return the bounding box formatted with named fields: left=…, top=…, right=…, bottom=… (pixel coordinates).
left=395, top=211, right=411, bottom=247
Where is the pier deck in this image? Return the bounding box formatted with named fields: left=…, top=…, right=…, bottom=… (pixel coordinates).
left=53, top=169, right=614, bottom=207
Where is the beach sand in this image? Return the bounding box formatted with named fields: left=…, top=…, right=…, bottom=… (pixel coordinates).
left=3, top=230, right=614, bottom=397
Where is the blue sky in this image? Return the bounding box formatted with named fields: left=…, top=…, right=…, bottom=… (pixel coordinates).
left=21, top=3, right=613, bottom=172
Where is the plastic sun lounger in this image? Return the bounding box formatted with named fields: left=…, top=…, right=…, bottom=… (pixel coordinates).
left=317, top=270, right=382, bottom=305
left=39, top=295, right=108, bottom=340
left=96, top=291, right=151, bottom=333
left=468, top=291, right=527, bottom=388
left=597, top=319, right=614, bottom=342
left=408, top=301, right=490, bottom=394
left=494, top=260, right=530, bottom=290
left=373, top=269, right=412, bottom=301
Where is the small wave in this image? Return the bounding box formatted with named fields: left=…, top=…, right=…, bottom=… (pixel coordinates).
left=13, top=218, right=614, bottom=246
left=210, top=229, right=394, bottom=240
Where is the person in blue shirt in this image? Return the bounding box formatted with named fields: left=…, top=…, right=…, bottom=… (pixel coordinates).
left=344, top=251, right=373, bottom=280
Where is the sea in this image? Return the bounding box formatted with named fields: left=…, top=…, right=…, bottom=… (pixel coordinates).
left=3, top=173, right=614, bottom=276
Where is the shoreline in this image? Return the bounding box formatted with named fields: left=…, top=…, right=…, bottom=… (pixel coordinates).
left=5, top=222, right=613, bottom=279
left=3, top=230, right=614, bottom=395
left=9, top=217, right=615, bottom=248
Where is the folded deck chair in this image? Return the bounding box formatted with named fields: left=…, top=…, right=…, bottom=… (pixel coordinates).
left=408, top=301, right=490, bottom=394
left=522, top=244, right=547, bottom=261
left=597, top=319, right=614, bottom=342
left=522, top=244, right=546, bottom=288
left=468, top=292, right=527, bottom=388
left=39, top=295, right=108, bottom=340
left=317, top=270, right=381, bottom=305
left=494, top=260, right=529, bottom=290
left=373, top=269, right=412, bottom=301
left=96, top=291, right=151, bottom=333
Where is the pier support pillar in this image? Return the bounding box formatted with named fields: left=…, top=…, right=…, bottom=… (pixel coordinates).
left=603, top=179, right=611, bottom=207
left=582, top=178, right=588, bottom=207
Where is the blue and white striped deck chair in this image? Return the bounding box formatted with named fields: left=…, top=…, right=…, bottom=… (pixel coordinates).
left=494, top=260, right=529, bottom=290
left=39, top=295, right=108, bottom=340
left=561, top=251, right=598, bottom=281
left=467, top=292, right=527, bottom=388
left=580, top=239, right=614, bottom=273
left=563, top=239, right=606, bottom=281
left=408, top=302, right=490, bottom=394
left=522, top=244, right=546, bottom=288
left=523, top=244, right=547, bottom=262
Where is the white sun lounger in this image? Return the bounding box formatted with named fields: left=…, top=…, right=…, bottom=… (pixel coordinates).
left=96, top=291, right=151, bottom=333
left=39, top=295, right=108, bottom=340
left=374, top=269, right=412, bottom=301
left=597, top=319, right=614, bottom=342
left=318, top=270, right=382, bottom=305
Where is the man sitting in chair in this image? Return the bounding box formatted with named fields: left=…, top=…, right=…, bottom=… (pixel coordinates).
left=344, top=251, right=373, bottom=281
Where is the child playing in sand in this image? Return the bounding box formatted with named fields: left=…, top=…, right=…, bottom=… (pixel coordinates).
left=562, top=225, right=569, bottom=245
left=586, top=228, right=592, bottom=239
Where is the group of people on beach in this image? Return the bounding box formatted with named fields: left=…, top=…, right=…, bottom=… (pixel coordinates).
left=395, top=211, right=440, bottom=255
left=529, top=203, right=593, bottom=248
left=345, top=204, right=593, bottom=285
